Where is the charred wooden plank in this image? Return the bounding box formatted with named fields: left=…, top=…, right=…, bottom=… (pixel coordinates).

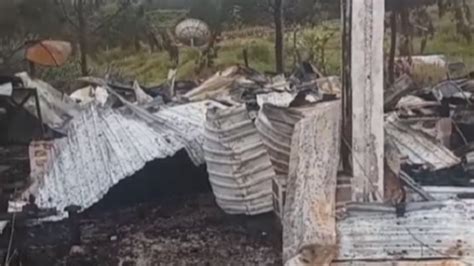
left=283, top=101, right=341, bottom=265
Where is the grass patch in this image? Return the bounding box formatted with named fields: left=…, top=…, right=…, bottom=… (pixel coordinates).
left=44, top=6, right=474, bottom=86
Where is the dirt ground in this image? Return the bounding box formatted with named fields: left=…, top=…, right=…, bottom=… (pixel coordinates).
left=0, top=194, right=282, bottom=266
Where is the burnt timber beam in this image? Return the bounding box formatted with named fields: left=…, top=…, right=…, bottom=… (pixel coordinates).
left=350, top=0, right=385, bottom=202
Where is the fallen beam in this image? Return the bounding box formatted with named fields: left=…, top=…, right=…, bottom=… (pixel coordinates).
left=283, top=101, right=341, bottom=265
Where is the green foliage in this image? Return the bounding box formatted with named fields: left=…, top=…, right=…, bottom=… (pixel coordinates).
left=286, top=24, right=341, bottom=75
left=40, top=58, right=83, bottom=83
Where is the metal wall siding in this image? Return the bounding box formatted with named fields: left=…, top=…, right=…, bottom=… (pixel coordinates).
left=204, top=105, right=276, bottom=215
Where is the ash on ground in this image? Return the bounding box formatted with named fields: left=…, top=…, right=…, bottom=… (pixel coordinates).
left=1, top=194, right=282, bottom=266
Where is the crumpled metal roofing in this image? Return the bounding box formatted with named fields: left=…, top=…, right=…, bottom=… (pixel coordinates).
left=13, top=100, right=213, bottom=218
left=337, top=200, right=474, bottom=262
left=385, top=116, right=461, bottom=170
left=255, top=104, right=303, bottom=181
left=16, top=72, right=81, bottom=132
left=204, top=105, right=276, bottom=215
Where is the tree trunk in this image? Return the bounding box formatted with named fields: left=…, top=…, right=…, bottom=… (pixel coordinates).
left=274, top=0, right=284, bottom=74
left=134, top=36, right=141, bottom=52
left=388, top=10, right=398, bottom=85
left=77, top=0, right=89, bottom=76
left=399, top=0, right=412, bottom=56
left=453, top=0, right=472, bottom=43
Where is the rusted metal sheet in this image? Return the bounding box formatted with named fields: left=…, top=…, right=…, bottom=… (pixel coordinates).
left=204, top=105, right=276, bottom=215
left=335, top=200, right=474, bottom=262
left=385, top=116, right=461, bottom=170
left=283, top=101, right=341, bottom=265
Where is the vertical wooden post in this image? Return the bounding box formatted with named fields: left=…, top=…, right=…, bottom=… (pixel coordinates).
left=341, top=0, right=352, bottom=174
left=350, top=0, right=385, bottom=202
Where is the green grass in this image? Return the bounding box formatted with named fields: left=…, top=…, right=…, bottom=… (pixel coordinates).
left=86, top=25, right=342, bottom=86
left=43, top=5, right=474, bottom=86
left=90, top=37, right=279, bottom=85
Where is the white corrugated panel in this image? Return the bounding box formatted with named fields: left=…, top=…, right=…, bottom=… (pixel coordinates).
left=336, top=200, right=474, bottom=262
left=12, top=101, right=212, bottom=219
left=204, top=105, right=276, bottom=215
left=16, top=72, right=81, bottom=132
left=256, top=104, right=304, bottom=178
left=385, top=118, right=461, bottom=170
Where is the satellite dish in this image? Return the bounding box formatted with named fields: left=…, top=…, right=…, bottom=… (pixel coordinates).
left=175, top=19, right=211, bottom=47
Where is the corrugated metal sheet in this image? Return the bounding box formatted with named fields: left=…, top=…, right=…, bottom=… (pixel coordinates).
left=16, top=72, right=81, bottom=132
left=333, top=260, right=466, bottom=265
left=385, top=117, right=461, bottom=170
left=336, top=200, right=474, bottom=262
left=409, top=186, right=474, bottom=202
left=255, top=104, right=303, bottom=179
left=204, top=105, right=276, bottom=215
left=12, top=100, right=213, bottom=218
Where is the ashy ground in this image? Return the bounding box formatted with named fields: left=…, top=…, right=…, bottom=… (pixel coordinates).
left=0, top=194, right=282, bottom=266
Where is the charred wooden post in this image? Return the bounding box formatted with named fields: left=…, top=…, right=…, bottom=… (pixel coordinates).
left=243, top=49, right=249, bottom=68
left=65, top=205, right=82, bottom=246
left=350, top=0, right=385, bottom=202
left=341, top=0, right=352, bottom=174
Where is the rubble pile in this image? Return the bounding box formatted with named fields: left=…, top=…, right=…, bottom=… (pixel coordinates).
left=0, top=62, right=341, bottom=264
left=386, top=74, right=474, bottom=188
left=1, top=57, right=474, bottom=265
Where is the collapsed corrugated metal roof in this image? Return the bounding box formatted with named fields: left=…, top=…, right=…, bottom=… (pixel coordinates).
left=16, top=72, right=81, bottom=132
left=204, top=104, right=276, bottom=215
left=11, top=100, right=216, bottom=219
left=256, top=104, right=304, bottom=179
left=385, top=115, right=461, bottom=170
left=336, top=200, right=474, bottom=263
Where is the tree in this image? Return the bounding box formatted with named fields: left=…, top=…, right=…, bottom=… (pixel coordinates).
left=189, top=0, right=223, bottom=33
left=260, top=0, right=285, bottom=73
left=274, top=0, right=285, bottom=74
left=55, top=0, right=131, bottom=75
left=385, top=0, right=437, bottom=83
